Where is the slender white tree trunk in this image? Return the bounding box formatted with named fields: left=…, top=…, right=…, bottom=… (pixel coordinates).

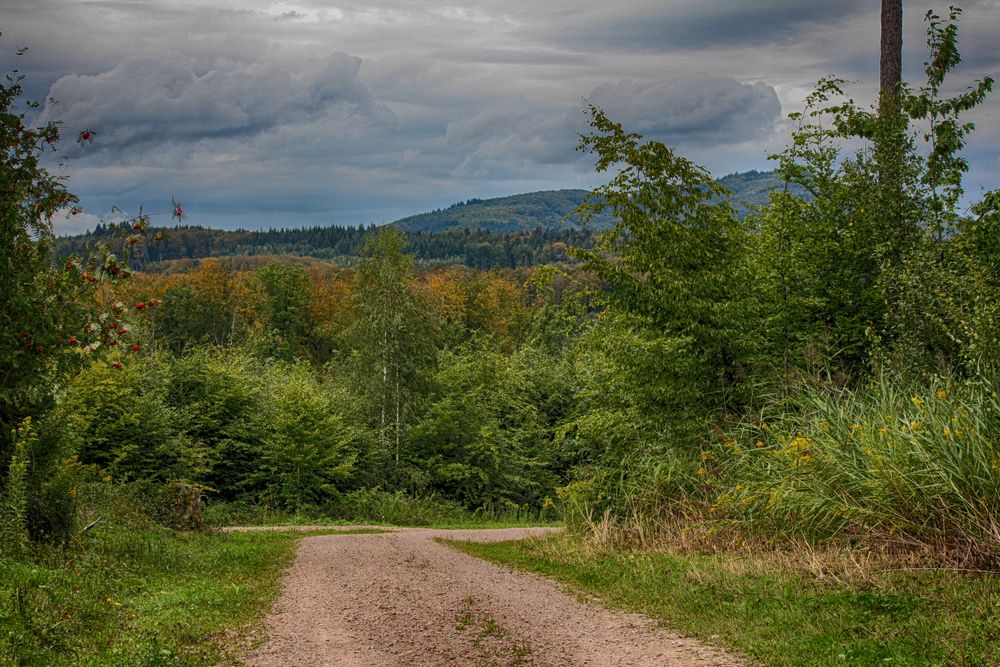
left=394, top=370, right=401, bottom=464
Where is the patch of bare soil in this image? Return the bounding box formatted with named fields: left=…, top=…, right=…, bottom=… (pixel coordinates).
left=243, top=527, right=743, bottom=666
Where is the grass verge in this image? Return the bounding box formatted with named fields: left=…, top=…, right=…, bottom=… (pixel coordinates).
left=450, top=534, right=1000, bottom=666
left=1, top=527, right=301, bottom=666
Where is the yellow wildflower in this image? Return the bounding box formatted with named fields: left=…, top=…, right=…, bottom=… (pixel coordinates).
left=909, top=421, right=921, bottom=430
left=787, top=436, right=811, bottom=452
left=696, top=466, right=706, bottom=478
left=755, top=440, right=765, bottom=448
left=911, top=396, right=924, bottom=407
left=936, top=389, right=947, bottom=400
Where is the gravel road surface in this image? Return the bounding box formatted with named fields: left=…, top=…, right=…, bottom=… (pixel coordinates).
left=243, top=527, right=742, bottom=667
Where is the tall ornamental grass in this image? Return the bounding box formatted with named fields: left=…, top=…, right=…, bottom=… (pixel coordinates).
left=717, top=375, right=1000, bottom=565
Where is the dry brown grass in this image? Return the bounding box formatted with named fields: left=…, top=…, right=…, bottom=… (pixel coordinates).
left=564, top=509, right=992, bottom=587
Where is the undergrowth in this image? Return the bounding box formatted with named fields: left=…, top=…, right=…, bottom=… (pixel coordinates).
left=717, top=374, right=1000, bottom=568
left=204, top=488, right=559, bottom=529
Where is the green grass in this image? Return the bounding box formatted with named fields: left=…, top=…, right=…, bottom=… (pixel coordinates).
left=0, top=527, right=302, bottom=666
left=451, top=535, right=1000, bottom=667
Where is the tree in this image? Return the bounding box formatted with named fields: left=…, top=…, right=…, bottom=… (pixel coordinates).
left=2, top=46, right=87, bottom=461
left=757, top=8, right=993, bottom=377
left=349, top=228, right=436, bottom=474
left=258, top=261, right=312, bottom=359
left=408, top=345, right=555, bottom=510
left=569, top=105, right=753, bottom=418
left=258, top=363, right=356, bottom=511
left=880, top=0, right=904, bottom=119
left=155, top=259, right=260, bottom=353
left=1, top=43, right=175, bottom=540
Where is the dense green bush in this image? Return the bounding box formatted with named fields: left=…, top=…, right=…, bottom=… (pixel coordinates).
left=62, top=361, right=189, bottom=483
left=408, top=343, right=559, bottom=509
left=257, top=363, right=358, bottom=510
left=56, top=350, right=367, bottom=514
left=329, top=488, right=470, bottom=526
left=159, top=350, right=267, bottom=498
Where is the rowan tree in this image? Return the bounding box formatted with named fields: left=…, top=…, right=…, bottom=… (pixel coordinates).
left=1, top=43, right=175, bottom=539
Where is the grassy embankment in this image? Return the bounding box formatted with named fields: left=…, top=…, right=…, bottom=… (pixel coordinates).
left=452, top=534, right=999, bottom=666
left=2, top=527, right=302, bottom=666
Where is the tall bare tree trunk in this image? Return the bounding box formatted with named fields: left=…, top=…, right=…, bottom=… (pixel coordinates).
left=880, top=0, right=903, bottom=118
left=877, top=0, right=908, bottom=262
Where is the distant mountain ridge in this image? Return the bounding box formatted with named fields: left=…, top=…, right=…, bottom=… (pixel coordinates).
left=391, top=189, right=613, bottom=232
left=55, top=170, right=806, bottom=269
left=390, top=170, right=804, bottom=232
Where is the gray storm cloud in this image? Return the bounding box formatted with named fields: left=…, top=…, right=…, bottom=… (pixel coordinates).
left=445, top=74, right=783, bottom=179
left=587, top=76, right=782, bottom=146
left=39, top=53, right=394, bottom=149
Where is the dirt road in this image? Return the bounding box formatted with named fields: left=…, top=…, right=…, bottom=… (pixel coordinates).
left=243, top=527, right=742, bottom=666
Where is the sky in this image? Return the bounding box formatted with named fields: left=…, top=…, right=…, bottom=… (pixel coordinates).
left=2, top=0, right=998, bottom=234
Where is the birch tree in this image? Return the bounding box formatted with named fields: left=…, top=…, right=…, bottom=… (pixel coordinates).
left=350, top=228, right=435, bottom=474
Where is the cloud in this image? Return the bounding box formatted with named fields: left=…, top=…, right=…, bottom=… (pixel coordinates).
left=527, top=0, right=873, bottom=54
left=443, top=74, right=782, bottom=180
left=429, top=48, right=596, bottom=67
left=38, top=52, right=394, bottom=151
left=52, top=208, right=104, bottom=236
left=445, top=107, right=576, bottom=176
left=586, top=75, right=782, bottom=146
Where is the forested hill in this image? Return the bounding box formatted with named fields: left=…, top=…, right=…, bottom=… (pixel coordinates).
left=391, top=189, right=614, bottom=232
left=717, top=169, right=810, bottom=214
left=55, top=170, right=801, bottom=269
left=392, top=171, right=802, bottom=232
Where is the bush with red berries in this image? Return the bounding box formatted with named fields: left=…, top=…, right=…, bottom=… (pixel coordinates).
left=1, top=42, right=179, bottom=543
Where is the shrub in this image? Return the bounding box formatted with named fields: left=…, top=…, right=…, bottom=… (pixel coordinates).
left=719, top=374, right=1000, bottom=565
left=257, top=363, right=357, bottom=511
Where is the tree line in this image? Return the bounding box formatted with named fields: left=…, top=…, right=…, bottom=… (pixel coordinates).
left=54, top=224, right=597, bottom=270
